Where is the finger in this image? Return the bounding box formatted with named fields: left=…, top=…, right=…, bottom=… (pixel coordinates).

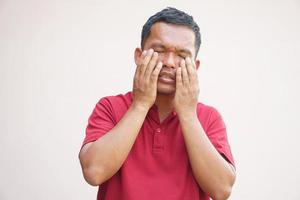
left=138, top=49, right=147, bottom=64
left=185, top=57, right=195, bottom=75
left=191, top=58, right=197, bottom=69
left=150, top=61, right=163, bottom=83
left=176, top=66, right=183, bottom=88
left=191, top=58, right=199, bottom=82
left=180, top=59, right=189, bottom=86
left=135, top=50, right=147, bottom=78
left=140, top=49, right=154, bottom=76
left=136, top=50, right=147, bottom=80
left=185, top=57, right=197, bottom=82
left=145, top=51, right=158, bottom=79
left=133, top=66, right=139, bottom=85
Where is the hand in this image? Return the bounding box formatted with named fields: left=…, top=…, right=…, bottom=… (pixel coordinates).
left=174, top=57, right=199, bottom=116
left=132, top=49, right=163, bottom=110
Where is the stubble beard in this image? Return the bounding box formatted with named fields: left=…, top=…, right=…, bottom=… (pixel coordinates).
left=156, top=83, right=176, bottom=96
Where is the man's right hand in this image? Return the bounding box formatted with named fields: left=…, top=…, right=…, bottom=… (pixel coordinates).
left=79, top=49, right=163, bottom=186
left=132, top=49, right=163, bottom=110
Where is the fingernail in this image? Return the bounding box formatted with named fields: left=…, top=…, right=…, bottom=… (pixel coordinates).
left=186, top=57, right=190, bottom=63
left=181, top=59, right=185, bottom=65
left=142, top=50, right=147, bottom=55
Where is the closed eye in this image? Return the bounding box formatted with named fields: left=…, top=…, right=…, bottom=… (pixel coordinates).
left=178, top=54, right=187, bottom=58
left=154, top=49, right=164, bottom=53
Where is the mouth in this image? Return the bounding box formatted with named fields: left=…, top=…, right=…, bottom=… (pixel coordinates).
left=158, top=71, right=176, bottom=84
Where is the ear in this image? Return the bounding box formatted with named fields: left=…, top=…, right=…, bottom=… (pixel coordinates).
left=134, top=48, right=143, bottom=66
left=195, top=59, right=200, bottom=70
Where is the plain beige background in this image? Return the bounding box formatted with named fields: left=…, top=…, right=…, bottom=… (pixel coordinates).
left=1, top=0, right=300, bottom=199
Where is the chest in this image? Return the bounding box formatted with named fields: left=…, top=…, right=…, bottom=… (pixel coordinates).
left=123, top=116, right=190, bottom=173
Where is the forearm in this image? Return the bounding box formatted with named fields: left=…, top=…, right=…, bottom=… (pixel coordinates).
left=178, top=112, right=235, bottom=200
left=79, top=103, right=149, bottom=185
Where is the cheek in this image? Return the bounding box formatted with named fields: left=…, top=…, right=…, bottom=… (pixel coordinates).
left=173, top=57, right=183, bottom=68
left=157, top=53, right=164, bottom=62
left=175, top=57, right=183, bottom=67
left=157, top=53, right=182, bottom=67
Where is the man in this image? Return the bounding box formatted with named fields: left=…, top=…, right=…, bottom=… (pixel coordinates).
left=79, top=7, right=236, bottom=200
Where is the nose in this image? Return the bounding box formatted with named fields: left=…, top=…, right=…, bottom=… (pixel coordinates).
left=162, top=52, right=176, bottom=68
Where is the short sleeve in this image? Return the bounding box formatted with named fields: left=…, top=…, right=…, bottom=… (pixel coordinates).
left=206, top=108, right=235, bottom=167
left=82, top=97, right=116, bottom=147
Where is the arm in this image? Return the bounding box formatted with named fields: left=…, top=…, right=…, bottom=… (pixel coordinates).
left=174, top=57, right=236, bottom=200
left=178, top=114, right=235, bottom=200
left=79, top=49, right=162, bottom=186
left=79, top=104, right=148, bottom=186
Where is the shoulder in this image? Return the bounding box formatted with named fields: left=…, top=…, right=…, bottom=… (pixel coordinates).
left=196, top=102, right=222, bottom=118
left=97, top=91, right=133, bottom=107
left=94, top=91, right=133, bottom=121
left=196, top=102, right=224, bottom=130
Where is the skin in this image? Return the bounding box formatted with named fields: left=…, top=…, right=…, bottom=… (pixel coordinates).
left=79, top=22, right=236, bottom=200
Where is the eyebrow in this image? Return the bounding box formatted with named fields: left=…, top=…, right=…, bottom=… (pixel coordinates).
left=150, top=43, right=192, bottom=56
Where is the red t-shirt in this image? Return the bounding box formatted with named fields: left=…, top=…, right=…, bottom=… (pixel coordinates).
left=82, top=91, right=235, bottom=200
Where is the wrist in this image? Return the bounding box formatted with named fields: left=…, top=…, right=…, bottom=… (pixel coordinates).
left=131, top=101, right=151, bottom=113
left=177, top=110, right=198, bottom=122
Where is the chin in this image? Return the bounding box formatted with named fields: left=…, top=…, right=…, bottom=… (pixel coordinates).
left=157, top=83, right=176, bottom=95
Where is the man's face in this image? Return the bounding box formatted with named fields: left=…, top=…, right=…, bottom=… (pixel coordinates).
left=139, top=22, right=199, bottom=95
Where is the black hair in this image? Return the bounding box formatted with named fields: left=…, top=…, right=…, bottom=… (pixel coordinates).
left=141, top=7, right=201, bottom=56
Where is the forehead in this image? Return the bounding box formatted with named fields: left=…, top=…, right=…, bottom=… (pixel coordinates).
left=145, top=22, right=196, bottom=54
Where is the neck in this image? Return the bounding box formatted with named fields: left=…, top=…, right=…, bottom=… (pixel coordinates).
left=154, top=93, right=175, bottom=122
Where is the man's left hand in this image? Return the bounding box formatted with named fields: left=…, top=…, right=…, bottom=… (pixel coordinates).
left=174, top=57, right=199, bottom=117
